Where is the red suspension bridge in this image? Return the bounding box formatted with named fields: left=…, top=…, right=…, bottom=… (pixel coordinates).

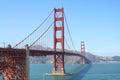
left=0, top=8, right=90, bottom=80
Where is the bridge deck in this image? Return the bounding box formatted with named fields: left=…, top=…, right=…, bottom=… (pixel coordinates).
left=0, top=48, right=90, bottom=80
left=0, top=48, right=80, bottom=56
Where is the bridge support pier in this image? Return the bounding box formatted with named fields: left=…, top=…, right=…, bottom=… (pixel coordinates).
left=24, top=44, right=30, bottom=80
left=80, top=57, right=85, bottom=64
left=0, top=44, right=29, bottom=80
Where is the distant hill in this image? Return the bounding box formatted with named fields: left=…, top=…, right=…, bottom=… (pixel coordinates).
left=112, top=56, right=120, bottom=61
left=30, top=45, right=120, bottom=63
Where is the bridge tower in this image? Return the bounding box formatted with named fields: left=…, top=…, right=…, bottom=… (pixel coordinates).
left=80, top=41, right=86, bottom=64
left=53, top=8, right=65, bottom=74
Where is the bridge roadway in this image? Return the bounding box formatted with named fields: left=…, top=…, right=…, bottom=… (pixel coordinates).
left=0, top=47, right=90, bottom=80
left=0, top=47, right=90, bottom=63
left=0, top=48, right=80, bottom=56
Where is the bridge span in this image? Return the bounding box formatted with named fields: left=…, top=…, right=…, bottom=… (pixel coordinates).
left=0, top=45, right=90, bottom=80
left=0, top=7, right=90, bottom=80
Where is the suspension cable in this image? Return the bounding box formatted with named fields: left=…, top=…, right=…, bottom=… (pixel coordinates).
left=64, top=13, right=77, bottom=51
left=65, top=37, right=70, bottom=49
left=29, top=22, right=53, bottom=48
left=13, top=9, right=53, bottom=48
left=56, top=12, right=71, bottom=50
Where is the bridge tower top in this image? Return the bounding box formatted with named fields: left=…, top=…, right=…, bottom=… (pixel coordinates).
left=81, top=41, right=85, bottom=55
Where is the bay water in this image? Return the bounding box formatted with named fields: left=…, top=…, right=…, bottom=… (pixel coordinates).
left=0, top=63, right=120, bottom=80
left=30, top=63, right=120, bottom=80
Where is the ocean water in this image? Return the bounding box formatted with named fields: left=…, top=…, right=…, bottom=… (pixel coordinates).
left=0, top=63, right=120, bottom=80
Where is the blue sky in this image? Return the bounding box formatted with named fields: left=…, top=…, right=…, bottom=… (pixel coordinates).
left=0, top=0, right=120, bottom=56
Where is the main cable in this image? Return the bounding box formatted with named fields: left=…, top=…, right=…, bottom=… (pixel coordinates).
left=29, top=22, right=53, bottom=48
left=13, top=9, right=53, bottom=48
left=64, top=13, right=77, bottom=51
left=65, top=37, right=70, bottom=49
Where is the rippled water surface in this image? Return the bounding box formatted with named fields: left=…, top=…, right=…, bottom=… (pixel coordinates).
left=0, top=63, right=120, bottom=80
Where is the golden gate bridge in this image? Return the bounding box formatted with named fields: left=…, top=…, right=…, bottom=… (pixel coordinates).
left=0, top=8, right=90, bottom=80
